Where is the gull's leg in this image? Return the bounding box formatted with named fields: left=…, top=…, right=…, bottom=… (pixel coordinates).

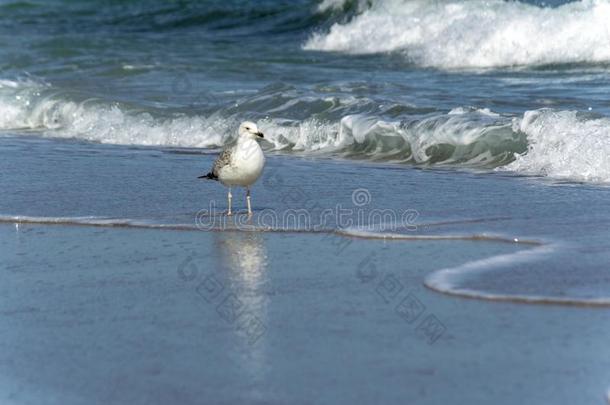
left=227, top=187, right=233, bottom=216
left=246, top=187, right=252, bottom=216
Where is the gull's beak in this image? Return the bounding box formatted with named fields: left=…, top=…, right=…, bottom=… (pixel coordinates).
left=257, top=131, right=264, bottom=139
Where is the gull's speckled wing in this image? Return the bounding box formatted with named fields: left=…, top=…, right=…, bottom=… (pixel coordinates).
left=212, top=146, right=234, bottom=177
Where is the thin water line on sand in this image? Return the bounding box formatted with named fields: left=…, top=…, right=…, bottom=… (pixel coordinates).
left=0, top=215, right=526, bottom=241
left=423, top=242, right=610, bottom=307
left=3, top=214, right=609, bottom=308
left=335, top=227, right=540, bottom=245
left=0, top=215, right=327, bottom=233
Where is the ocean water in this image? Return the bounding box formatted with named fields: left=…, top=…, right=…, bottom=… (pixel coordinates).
left=2, top=0, right=610, bottom=182
left=1, top=0, right=610, bottom=404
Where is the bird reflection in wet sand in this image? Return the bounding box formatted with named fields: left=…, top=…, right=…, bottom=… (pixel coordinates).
left=214, top=230, right=269, bottom=351
left=217, top=231, right=268, bottom=284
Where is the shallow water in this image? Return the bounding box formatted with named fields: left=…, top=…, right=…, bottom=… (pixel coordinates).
left=2, top=134, right=609, bottom=303
left=2, top=221, right=610, bottom=405
left=1, top=133, right=610, bottom=403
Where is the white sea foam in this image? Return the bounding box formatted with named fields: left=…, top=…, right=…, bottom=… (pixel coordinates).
left=305, top=0, right=610, bottom=68
left=236, top=111, right=610, bottom=183
left=502, top=109, right=610, bottom=183
left=0, top=80, right=228, bottom=148
left=1, top=79, right=609, bottom=183
left=316, top=0, right=371, bottom=12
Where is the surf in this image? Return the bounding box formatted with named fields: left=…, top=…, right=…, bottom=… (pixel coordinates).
left=1, top=78, right=609, bottom=184
left=305, top=0, right=610, bottom=69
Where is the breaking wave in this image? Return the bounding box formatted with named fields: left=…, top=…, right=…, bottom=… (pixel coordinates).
left=503, top=109, right=610, bottom=183
left=305, top=0, right=610, bottom=69
left=1, top=79, right=609, bottom=183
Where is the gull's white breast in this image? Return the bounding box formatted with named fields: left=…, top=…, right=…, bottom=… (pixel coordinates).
left=218, top=139, right=265, bottom=187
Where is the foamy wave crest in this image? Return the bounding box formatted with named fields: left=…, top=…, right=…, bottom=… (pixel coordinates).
left=0, top=79, right=228, bottom=147
left=305, top=0, right=610, bottom=68
left=261, top=109, right=525, bottom=166
left=3, top=79, right=609, bottom=183
left=502, top=109, right=610, bottom=183
left=0, top=79, right=526, bottom=166
left=316, top=0, right=373, bottom=13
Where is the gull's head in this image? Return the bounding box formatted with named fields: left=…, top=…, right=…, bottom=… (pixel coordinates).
left=238, top=121, right=264, bottom=140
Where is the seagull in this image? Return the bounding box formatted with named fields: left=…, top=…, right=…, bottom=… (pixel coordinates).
left=199, top=121, right=265, bottom=216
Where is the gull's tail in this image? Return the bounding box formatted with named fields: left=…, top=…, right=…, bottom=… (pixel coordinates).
left=198, top=172, right=218, bottom=180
